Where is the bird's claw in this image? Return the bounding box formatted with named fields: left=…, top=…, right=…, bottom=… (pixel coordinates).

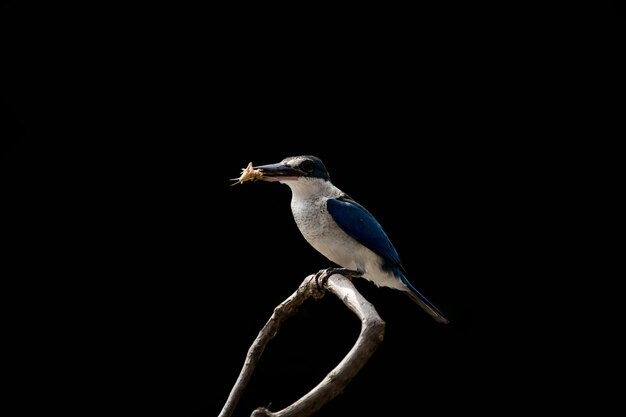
left=314, top=267, right=363, bottom=292
left=313, top=269, right=329, bottom=293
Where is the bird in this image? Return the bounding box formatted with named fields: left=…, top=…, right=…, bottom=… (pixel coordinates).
left=250, top=155, right=449, bottom=324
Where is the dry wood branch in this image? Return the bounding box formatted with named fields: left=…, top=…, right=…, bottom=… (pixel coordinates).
left=218, top=274, right=322, bottom=417
left=218, top=272, right=385, bottom=417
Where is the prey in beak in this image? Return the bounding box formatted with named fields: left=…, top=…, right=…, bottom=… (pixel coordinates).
left=231, top=161, right=304, bottom=186
left=252, top=161, right=303, bottom=182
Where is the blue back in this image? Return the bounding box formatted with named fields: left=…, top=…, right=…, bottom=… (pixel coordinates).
left=327, top=196, right=404, bottom=272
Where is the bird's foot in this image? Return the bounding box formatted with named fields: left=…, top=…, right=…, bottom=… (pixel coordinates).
left=313, top=267, right=363, bottom=291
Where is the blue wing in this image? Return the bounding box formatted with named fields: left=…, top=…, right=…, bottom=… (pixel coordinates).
left=327, top=196, right=404, bottom=271
left=328, top=196, right=449, bottom=323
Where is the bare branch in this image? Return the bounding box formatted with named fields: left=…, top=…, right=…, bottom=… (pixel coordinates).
left=218, top=272, right=385, bottom=417
left=218, top=274, right=323, bottom=417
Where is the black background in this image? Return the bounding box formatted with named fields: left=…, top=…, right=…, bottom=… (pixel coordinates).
left=0, top=3, right=479, bottom=416
left=5, top=2, right=622, bottom=416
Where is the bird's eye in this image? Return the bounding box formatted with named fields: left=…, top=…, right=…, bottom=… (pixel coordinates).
left=300, top=160, right=314, bottom=173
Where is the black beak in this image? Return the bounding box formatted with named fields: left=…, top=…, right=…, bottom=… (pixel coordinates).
left=253, top=162, right=303, bottom=182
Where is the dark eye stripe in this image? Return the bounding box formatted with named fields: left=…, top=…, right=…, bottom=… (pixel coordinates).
left=301, top=160, right=314, bottom=172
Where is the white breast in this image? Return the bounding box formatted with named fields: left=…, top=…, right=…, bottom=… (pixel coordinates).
left=282, top=177, right=406, bottom=292
left=285, top=179, right=371, bottom=274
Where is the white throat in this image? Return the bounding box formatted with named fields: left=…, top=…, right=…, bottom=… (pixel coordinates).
left=281, top=177, right=339, bottom=200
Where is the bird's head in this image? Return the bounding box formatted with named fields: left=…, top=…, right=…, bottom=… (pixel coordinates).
left=253, top=155, right=330, bottom=184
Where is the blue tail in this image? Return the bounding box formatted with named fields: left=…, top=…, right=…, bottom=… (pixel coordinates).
left=400, top=274, right=449, bottom=324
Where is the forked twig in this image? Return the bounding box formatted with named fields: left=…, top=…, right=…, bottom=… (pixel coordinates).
left=218, top=273, right=385, bottom=417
